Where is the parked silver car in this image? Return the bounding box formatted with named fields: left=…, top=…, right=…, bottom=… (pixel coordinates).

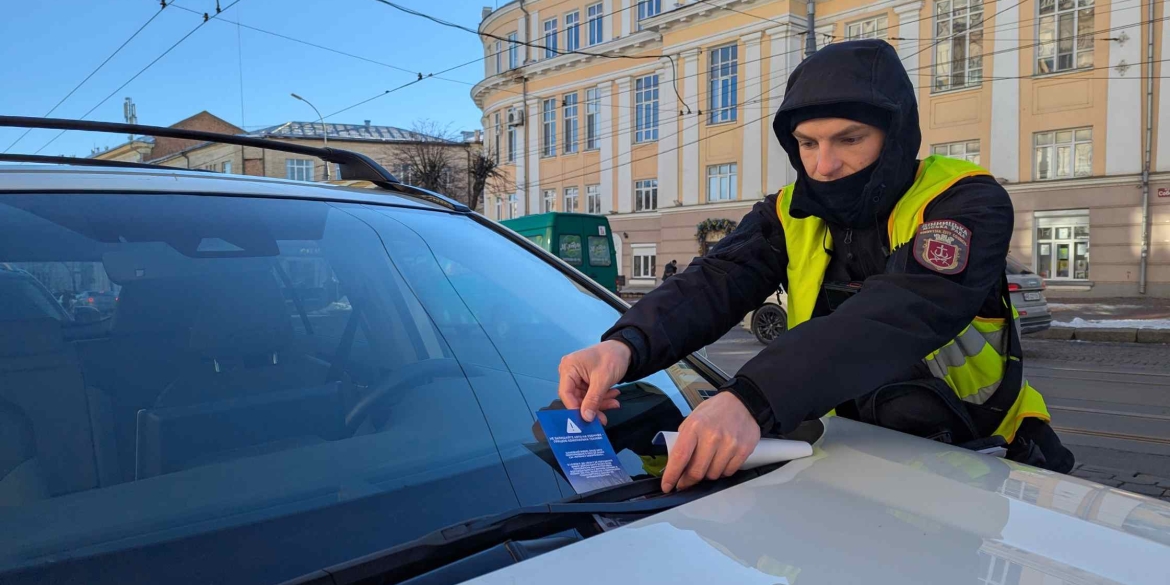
left=3, top=117, right=1164, bottom=585
left=1007, top=255, right=1052, bottom=334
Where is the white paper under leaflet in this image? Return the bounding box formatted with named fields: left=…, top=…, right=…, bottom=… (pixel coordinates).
left=651, top=432, right=813, bottom=471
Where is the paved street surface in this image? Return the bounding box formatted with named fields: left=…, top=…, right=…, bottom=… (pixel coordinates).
left=704, top=327, right=1170, bottom=501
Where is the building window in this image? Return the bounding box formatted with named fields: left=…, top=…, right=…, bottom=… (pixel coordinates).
left=707, top=163, right=738, bottom=201
left=286, top=158, right=314, bottom=182
left=585, top=88, right=601, bottom=150
left=494, top=40, right=503, bottom=74
left=1037, top=0, right=1094, bottom=73
left=564, top=186, right=579, bottom=212
left=586, top=184, right=602, bottom=214
left=542, top=189, right=556, bottom=213
left=543, top=18, right=559, bottom=59
left=507, top=124, right=517, bottom=163
left=709, top=44, right=738, bottom=124
left=495, top=197, right=503, bottom=220
left=542, top=98, right=557, bottom=158
left=632, top=244, right=657, bottom=280
left=565, top=11, right=580, bottom=53
left=587, top=3, right=604, bottom=45
left=635, top=74, right=659, bottom=143
left=508, top=194, right=518, bottom=218
left=395, top=164, right=416, bottom=185
left=637, top=0, right=662, bottom=26
left=1034, top=127, right=1091, bottom=180
left=933, top=0, right=984, bottom=92
left=635, top=178, right=658, bottom=211
left=221, top=161, right=232, bottom=174
left=846, top=15, right=888, bottom=40
left=1036, top=212, right=1090, bottom=280
left=507, top=32, right=519, bottom=69
left=931, top=140, right=981, bottom=165
left=563, top=92, right=579, bottom=154
left=493, top=112, right=502, bottom=164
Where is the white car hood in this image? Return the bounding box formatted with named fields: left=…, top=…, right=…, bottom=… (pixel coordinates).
left=465, top=417, right=1170, bottom=585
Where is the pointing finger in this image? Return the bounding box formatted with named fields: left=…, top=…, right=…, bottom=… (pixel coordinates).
left=661, top=424, right=697, bottom=493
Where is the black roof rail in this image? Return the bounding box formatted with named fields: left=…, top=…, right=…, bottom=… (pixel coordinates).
left=0, top=153, right=217, bottom=173
left=0, top=116, right=472, bottom=213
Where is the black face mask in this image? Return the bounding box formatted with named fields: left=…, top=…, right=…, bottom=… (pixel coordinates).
left=790, top=161, right=880, bottom=228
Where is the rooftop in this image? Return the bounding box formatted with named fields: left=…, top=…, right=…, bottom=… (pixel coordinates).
left=247, top=121, right=454, bottom=144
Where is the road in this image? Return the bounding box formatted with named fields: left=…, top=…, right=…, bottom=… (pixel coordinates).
left=704, top=327, right=1170, bottom=498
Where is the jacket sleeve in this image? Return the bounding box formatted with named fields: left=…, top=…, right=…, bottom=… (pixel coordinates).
left=732, top=176, right=1014, bottom=435
left=602, top=194, right=789, bottom=382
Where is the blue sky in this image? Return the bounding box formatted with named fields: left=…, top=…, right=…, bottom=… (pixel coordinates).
left=0, top=0, right=497, bottom=157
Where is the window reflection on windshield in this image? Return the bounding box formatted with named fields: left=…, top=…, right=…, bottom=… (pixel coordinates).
left=0, top=194, right=714, bottom=585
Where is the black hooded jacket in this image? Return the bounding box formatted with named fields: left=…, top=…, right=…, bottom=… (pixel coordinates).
left=603, top=40, right=1014, bottom=435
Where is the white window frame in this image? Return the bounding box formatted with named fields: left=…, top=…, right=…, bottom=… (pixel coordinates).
left=563, top=92, right=579, bottom=154
left=631, top=244, right=657, bottom=281
left=543, top=17, right=559, bottom=59
left=1036, top=0, right=1094, bottom=74
left=563, top=186, right=579, bottom=212
left=637, top=0, right=662, bottom=27
left=846, top=15, right=888, bottom=40
left=634, top=178, right=658, bottom=212
left=507, top=32, right=519, bottom=69
left=708, top=44, right=738, bottom=124
left=1035, top=211, right=1090, bottom=281
left=542, top=188, right=556, bottom=213
left=542, top=98, right=557, bottom=158
left=585, top=87, right=601, bottom=150
left=493, top=112, right=502, bottom=164
left=286, top=158, right=314, bottom=182
left=1034, top=127, right=1092, bottom=181
left=587, top=3, right=604, bottom=46
left=634, top=74, right=659, bottom=143
left=930, top=140, right=981, bottom=165
left=494, top=40, right=503, bottom=75
left=564, top=10, right=580, bottom=53
left=586, top=184, right=602, bottom=214
left=933, top=0, right=984, bottom=92
left=507, top=124, right=517, bottom=163
left=706, top=163, right=738, bottom=202
left=221, top=161, right=232, bottom=174
left=495, top=197, right=503, bottom=220
left=508, top=194, right=519, bottom=219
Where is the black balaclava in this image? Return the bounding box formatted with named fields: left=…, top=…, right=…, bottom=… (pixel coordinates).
left=772, top=40, right=923, bottom=229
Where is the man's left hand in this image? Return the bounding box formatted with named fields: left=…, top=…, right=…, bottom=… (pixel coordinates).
left=661, top=391, right=762, bottom=493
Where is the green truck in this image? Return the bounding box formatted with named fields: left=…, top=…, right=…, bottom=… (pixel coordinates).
left=501, top=212, right=619, bottom=293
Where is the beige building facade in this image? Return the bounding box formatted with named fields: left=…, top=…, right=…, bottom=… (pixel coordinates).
left=474, top=0, right=1170, bottom=297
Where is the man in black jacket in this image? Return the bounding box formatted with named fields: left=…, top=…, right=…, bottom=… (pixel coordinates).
left=557, top=40, right=1073, bottom=493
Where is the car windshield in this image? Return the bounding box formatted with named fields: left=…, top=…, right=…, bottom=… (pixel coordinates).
left=0, top=193, right=715, bottom=585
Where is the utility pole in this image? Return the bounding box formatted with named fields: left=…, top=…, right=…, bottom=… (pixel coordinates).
left=290, top=93, right=329, bottom=180
left=804, top=0, right=817, bottom=58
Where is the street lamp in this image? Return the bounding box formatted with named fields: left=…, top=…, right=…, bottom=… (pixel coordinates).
left=290, top=92, right=329, bottom=180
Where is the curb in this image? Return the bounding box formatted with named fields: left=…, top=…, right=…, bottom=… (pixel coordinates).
left=1028, top=327, right=1170, bottom=344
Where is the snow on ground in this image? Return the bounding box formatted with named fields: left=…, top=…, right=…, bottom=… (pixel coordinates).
left=1053, top=317, right=1170, bottom=329
left=1047, top=303, right=1146, bottom=311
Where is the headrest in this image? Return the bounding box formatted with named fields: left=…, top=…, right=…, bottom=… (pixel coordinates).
left=0, top=399, right=36, bottom=479
left=187, top=270, right=293, bottom=358
left=111, top=278, right=204, bottom=336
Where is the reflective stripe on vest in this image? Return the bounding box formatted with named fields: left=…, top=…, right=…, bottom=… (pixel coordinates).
left=775, top=155, right=1050, bottom=442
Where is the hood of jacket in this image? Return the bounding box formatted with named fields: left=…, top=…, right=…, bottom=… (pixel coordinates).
left=772, top=40, right=922, bottom=228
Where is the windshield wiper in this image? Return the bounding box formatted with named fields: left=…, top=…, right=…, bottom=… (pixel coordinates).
left=280, top=465, right=782, bottom=585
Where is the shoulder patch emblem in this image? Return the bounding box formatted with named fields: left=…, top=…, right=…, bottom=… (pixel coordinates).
left=914, top=219, right=971, bottom=275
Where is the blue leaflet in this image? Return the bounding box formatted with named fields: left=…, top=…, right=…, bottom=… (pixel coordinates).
left=536, top=409, right=632, bottom=494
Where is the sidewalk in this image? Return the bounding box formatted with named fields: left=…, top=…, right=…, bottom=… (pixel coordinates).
left=1029, top=297, right=1170, bottom=343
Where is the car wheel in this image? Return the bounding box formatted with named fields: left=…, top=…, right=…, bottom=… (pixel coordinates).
left=751, top=304, right=787, bottom=345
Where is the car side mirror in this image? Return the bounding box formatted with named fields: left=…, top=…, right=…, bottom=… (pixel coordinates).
left=72, top=305, right=102, bottom=324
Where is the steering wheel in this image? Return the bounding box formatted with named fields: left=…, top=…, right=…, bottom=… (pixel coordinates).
left=344, top=358, right=466, bottom=435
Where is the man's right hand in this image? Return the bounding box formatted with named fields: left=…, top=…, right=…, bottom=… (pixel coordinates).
left=557, top=340, right=630, bottom=424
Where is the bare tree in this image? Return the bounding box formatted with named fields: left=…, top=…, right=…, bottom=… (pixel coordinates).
left=468, top=147, right=507, bottom=214
left=390, top=120, right=467, bottom=200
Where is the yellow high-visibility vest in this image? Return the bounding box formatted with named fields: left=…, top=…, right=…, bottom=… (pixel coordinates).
left=776, top=155, right=1050, bottom=442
